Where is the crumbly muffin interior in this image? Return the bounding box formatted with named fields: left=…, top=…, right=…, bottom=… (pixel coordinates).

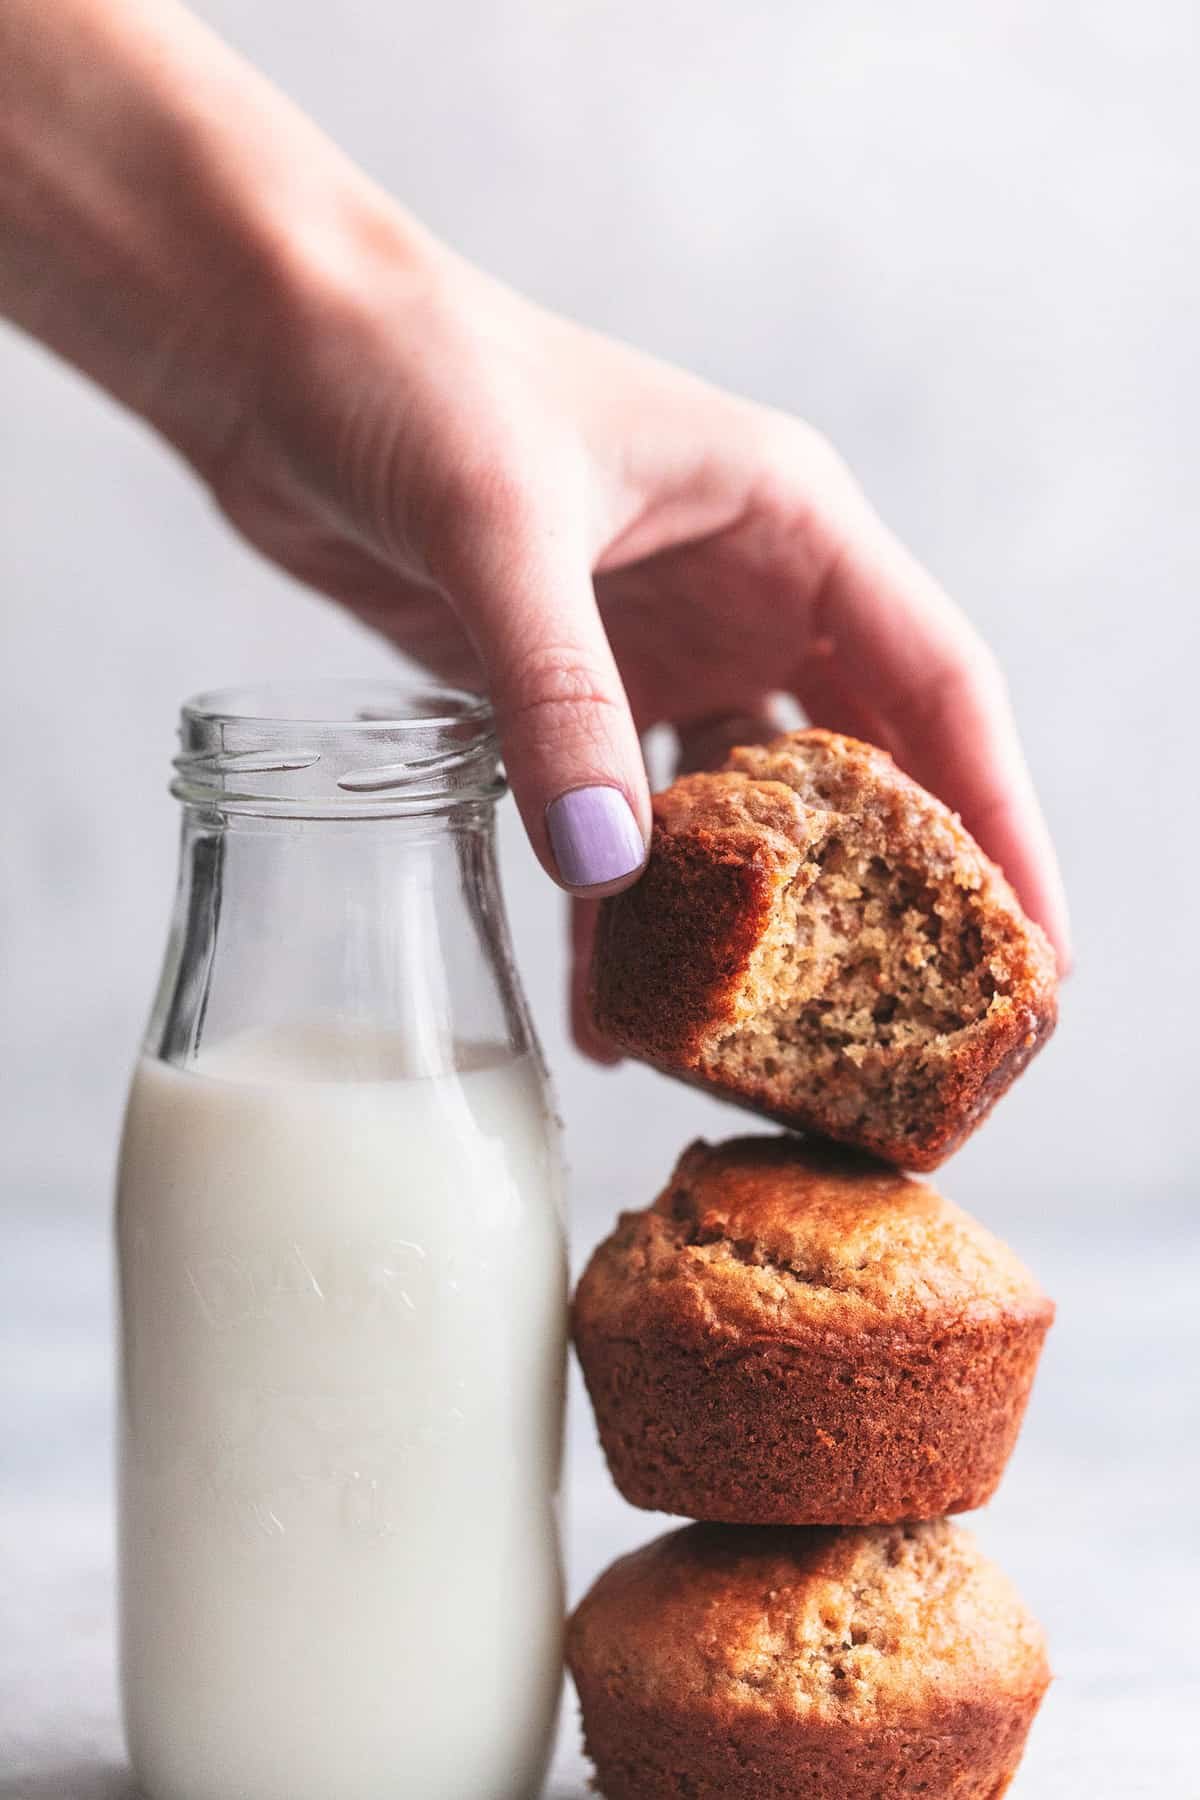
left=702, top=750, right=1017, bottom=1143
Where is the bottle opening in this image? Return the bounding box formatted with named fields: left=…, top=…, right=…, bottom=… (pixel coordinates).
left=172, top=678, right=503, bottom=817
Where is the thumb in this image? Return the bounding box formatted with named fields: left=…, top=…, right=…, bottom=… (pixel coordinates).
left=435, top=502, right=650, bottom=895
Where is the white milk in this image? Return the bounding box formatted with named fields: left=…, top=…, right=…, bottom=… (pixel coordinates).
left=116, top=1026, right=567, bottom=1800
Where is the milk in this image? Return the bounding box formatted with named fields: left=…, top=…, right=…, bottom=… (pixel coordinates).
left=116, top=1027, right=567, bottom=1800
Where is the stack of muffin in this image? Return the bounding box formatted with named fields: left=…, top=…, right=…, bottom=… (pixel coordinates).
left=567, top=731, right=1059, bottom=1800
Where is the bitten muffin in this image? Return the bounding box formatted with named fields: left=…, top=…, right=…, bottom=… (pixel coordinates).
left=567, top=1518, right=1050, bottom=1800
left=573, top=1136, right=1053, bottom=1525
left=589, top=729, right=1058, bottom=1170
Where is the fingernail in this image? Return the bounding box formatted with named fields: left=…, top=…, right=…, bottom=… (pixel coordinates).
left=546, top=786, right=646, bottom=889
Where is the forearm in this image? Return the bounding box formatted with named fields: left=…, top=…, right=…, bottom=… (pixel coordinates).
left=0, top=0, right=435, bottom=470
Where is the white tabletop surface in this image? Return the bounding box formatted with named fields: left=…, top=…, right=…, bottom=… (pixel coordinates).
left=3, top=1196, right=1197, bottom=1800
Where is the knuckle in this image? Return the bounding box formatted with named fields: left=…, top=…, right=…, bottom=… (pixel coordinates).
left=417, top=443, right=533, bottom=574
left=741, top=412, right=868, bottom=561
left=501, top=643, right=621, bottom=747
left=759, top=415, right=859, bottom=506
left=454, top=450, right=532, bottom=531
left=794, top=421, right=857, bottom=495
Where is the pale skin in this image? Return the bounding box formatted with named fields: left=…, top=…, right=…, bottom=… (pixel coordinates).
left=0, top=0, right=1070, bottom=1060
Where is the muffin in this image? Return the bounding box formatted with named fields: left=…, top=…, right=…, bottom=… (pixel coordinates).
left=572, top=1136, right=1054, bottom=1525
left=589, top=729, right=1058, bottom=1170
left=567, top=1518, right=1050, bottom=1800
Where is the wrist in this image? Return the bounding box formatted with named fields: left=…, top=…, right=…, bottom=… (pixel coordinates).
left=0, top=0, right=443, bottom=476
left=137, top=22, right=448, bottom=478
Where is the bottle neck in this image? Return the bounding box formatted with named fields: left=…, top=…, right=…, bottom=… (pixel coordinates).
left=148, top=805, right=533, bottom=1080
left=172, top=679, right=504, bottom=822
left=146, top=683, right=534, bottom=1081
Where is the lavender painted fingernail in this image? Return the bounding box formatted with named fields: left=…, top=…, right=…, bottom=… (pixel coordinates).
left=546, top=786, right=646, bottom=889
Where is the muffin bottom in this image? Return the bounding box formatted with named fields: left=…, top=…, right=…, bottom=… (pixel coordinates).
left=572, top=1687, right=1044, bottom=1800
left=576, top=1319, right=1048, bottom=1525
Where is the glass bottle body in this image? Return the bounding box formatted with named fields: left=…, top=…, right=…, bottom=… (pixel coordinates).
left=115, top=685, right=566, bottom=1800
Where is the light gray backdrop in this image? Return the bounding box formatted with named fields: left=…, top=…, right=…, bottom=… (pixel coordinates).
left=2, top=2, right=1197, bottom=1795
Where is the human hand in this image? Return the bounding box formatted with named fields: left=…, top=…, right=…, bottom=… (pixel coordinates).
left=200, top=225, right=1070, bottom=1056
left=0, top=0, right=1070, bottom=1064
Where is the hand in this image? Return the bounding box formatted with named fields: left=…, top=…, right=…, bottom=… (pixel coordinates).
left=201, top=230, right=1071, bottom=1056
left=0, top=0, right=1070, bottom=1064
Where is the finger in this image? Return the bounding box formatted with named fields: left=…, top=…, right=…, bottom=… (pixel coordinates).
left=800, top=500, right=1072, bottom=971
left=674, top=705, right=784, bottom=776
left=430, top=494, right=650, bottom=896
left=791, top=641, right=890, bottom=746
left=794, top=644, right=1070, bottom=961
left=570, top=897, right=622, bottom=1064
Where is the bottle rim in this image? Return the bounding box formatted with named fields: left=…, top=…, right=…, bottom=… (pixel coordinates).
left=172, top=678, right=504, bottom=818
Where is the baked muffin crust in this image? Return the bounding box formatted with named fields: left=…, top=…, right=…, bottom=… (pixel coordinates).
left=590, top=730, right=1058, bottom=1170
left=573, top=1136, right=1054, bottom=1525
left=568, top=1518, right=1050, bottom=1799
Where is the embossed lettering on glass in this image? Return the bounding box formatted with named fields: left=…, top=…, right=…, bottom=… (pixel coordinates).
left=115, top=682, right=567, bottom=1800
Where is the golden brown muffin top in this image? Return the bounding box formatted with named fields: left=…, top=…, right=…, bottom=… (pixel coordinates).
left=575, top=1137, right=1053, bottom=1340
left=568, top=1519, right=1049, bottom=1726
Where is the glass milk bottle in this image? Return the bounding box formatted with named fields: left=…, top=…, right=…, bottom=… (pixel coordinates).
left=115, top=682, right=566, bottom=1800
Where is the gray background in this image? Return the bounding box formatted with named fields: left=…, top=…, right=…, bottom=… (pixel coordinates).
left=2, top=1, right=1197, bottom=1794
